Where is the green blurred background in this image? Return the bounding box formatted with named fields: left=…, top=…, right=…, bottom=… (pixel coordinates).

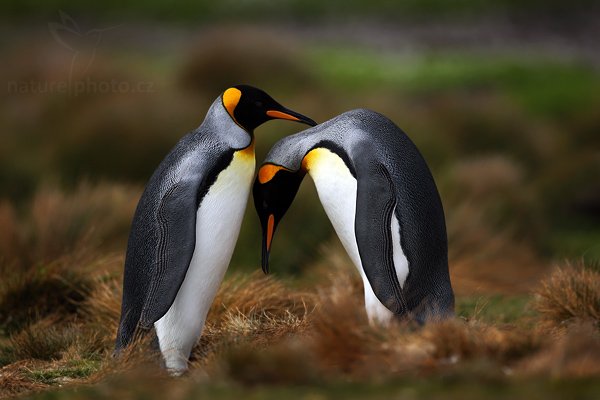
left=1, top=0, right=599, bottom=281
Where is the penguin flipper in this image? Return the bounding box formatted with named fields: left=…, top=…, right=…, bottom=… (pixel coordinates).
left=354, top=163, right=407, bottom=315
left=138, top=180, right=200, bottom=329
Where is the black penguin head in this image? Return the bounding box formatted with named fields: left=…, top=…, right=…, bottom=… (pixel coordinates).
left=253, top=164, right=305, bottom=274
left=222, top=85, right=316, bottom=132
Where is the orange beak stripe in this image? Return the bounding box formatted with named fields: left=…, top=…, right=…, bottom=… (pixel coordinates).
left=266, top=110, right=301, bottom=122
left=266, top=214, right=275, bottom=251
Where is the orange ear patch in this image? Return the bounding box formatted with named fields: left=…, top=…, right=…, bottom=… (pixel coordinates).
left=223, top=87, right=242, bottom=120
left=258, top=164, right=288, bottom=184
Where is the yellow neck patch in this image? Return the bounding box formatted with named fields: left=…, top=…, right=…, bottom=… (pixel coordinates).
left=223, top=87, right=242, bottom=121
left=301, top=147, right=327, bottom=172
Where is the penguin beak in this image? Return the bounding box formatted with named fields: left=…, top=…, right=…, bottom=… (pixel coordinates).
left=261, top=214, right=275, bottom=274
left=266, top=108, right=317, bottom=127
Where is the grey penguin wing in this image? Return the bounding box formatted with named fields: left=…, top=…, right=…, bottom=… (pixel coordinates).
left=136, top=177, right=203, bottom=329
left=354, top=159, right=408, bottom=315
left=115, top=172, right=205, bottom=352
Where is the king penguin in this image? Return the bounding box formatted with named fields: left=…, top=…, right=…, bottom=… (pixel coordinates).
left=115, top=85, right=315, bottom=374
left=253, top=109, right=454, bottom=325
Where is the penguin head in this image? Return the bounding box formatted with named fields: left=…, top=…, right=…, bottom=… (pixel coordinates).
left=222, top=85, right=316, bottom=132
left=253, top=164, right=305, bottom=274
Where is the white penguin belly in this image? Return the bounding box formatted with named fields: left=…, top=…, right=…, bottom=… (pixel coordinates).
left=155, top=148, right=254, bottom=373
left=304, top=148, right=409, bottom=326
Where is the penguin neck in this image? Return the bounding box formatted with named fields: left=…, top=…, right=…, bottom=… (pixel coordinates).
left=201, top=98, right=253, bottom=151
left=237, top=136, right=255, bottom=160
left=302, top=147, right=362, bottom=268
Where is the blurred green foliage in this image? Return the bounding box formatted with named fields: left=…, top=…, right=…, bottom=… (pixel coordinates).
left=456, top=295, right=534, bottom=324
left=313, top=50, right=600, bottom=118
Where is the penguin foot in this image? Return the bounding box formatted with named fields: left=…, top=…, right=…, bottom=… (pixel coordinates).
left=167, top=366, right=188, bottom=377
left=161, top=349, right=189, bottom=376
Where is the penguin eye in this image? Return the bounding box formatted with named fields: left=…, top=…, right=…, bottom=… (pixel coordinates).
left=254, top=101, right=263, bottom=108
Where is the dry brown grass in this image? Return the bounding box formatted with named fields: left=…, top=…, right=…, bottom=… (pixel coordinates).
left=534, top=261, right=600, bottom=328
left=300, top=258, right=543, bottom=380
left=192, top=272, right=316, bottom=372
left=307, top=261, right=384, bottom=377
left=8, top=318, right=80, bottom=361
left=1, top=183, right=599, bottom=397
left=77, top=274, right=123, bottom=350
left=2, top=253, right=600, bottom=398
left=0, top=183, right=139, bottom=270
left=421, top=319, right=542, bottom=364
left=0, top=361, right=47, bottom=398
left=0, top=261, right=94, bottom=335
left=208, top=272, right=316, bottom=324
left=521, top=321, right=600, bottom=378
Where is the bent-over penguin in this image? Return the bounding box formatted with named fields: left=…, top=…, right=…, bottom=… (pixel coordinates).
left=115, top=85, right=315, bottom=374
left=253, top=109, right=454, bottom=325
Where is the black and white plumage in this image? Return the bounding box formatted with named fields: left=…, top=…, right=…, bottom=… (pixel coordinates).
left=253, top=109, right=454, bottom=325
left=115, top=85, right=315, bottom=374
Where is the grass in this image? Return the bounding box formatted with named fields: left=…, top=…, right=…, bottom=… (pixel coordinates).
left=309, top=49, right=600, bottom=118
left=534, top=262, right=600, bottom=328
left=0, top=180, right=597, bottom=398
left=1, top=222, right=599, bottom=398
left=27, top=360, right=100, bottom=385
left=0, top=184, right=598, bottom=397
left=2, top=157, right=593, bottom=397
left=456, top=295, right=534, bottom=324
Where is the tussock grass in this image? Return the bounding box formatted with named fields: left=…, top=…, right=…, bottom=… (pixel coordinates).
left=0, top=264, right=93, bottom=335
left=8, top=319, right=79, bottom=362
left=522, top=321, right=600, bottom=378
left=208, top=272, right=316, bottom=324
left=0, top=183, right=139, bottom=270
left=0, top=183, right=599, bottom=397
left=2, top=253, right=600, bottom=398
left=296, top=260, right=543, bottom=380
left=192, top=273, right=315, bottom=370
left=0, top=361, right=47, bottom=398
left=421, top=319, right=541, bottom=364
left=76, top=269, right=125, bottom=353
left=534, top=261, right=600, bottom=328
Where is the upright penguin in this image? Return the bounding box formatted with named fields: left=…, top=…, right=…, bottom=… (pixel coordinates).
left=253, top=109, right=454, bottom=325
left=116, top=85, right=315, bottom=374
